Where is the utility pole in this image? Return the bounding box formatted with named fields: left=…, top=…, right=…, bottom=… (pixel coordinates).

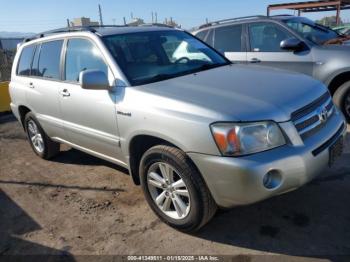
left=98, top=4, right=104, bottom=25
left=155, top=12, right=158, bottom=23
left=123, top=17, right=126, bottom=25
left=67, top=19, right=70, bottom=28
left=336, top=3, right=341, bottom=25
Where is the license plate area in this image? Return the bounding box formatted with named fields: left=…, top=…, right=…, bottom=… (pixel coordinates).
left=329, top=136, right=344, bottom=167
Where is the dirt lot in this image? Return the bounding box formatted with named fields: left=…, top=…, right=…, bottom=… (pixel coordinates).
left=1, top=114, right=350, bottom=261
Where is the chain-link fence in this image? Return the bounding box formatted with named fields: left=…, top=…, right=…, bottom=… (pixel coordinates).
left=0, top=50, right=15, bottom=82
left=0, top=38, right=23, bottom=82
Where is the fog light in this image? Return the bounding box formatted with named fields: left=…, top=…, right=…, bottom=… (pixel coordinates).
left=263, top=170, right=282, bottom=189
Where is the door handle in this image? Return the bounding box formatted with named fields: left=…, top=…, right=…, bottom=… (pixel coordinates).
left=60, top=89, right=70, bottom=97
left=249, top=58, right=261, bottom=63
left=29, top=82, right=34, bottom=88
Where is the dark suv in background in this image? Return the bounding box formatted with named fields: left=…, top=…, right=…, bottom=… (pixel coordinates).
left=192, top=15, right=350, bottom=121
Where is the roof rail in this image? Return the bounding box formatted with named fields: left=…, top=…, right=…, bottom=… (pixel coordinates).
left=23, top=26, right=97, bottom=42
left=198, top=15, right=267, bottom=29
left=23, top=23, right=178, bottom=43
left=23, top=25, right=130, bottom=43
left=139, top=23, right=175, bottom=28
left=269, top=14, right=295, bottom=17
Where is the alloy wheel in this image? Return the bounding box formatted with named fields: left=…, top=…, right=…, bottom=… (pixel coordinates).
left=345, top=92, right=350, bottom=118
left=147, top=162, right=191, bottom=220
left=27, top=120, right=44, bottom=153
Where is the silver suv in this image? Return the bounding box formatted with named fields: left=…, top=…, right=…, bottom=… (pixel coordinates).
left=10, top=25, right=346, bottom=231
left=193, top=15, right=350, bottom=122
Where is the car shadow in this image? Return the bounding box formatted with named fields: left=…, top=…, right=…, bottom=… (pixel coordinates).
left=194, top=130, right=350, bottom=260
left=51, top=148, right=129, bottom=175
left=0, top=180, right=125, bottom=193
left=0, top=113, right=16, bottom=124
left=0, top=189, right=76, bottom=261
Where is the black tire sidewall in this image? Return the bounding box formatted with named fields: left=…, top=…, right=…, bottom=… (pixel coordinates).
left=24, top=113, right=48, bottom=158
left=140, top=147, right=205, bottom=231
left=333, top=81, right=350, bottom=122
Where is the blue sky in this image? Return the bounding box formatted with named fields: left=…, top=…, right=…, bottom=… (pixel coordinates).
left=1, top=0, right=350, bottom=32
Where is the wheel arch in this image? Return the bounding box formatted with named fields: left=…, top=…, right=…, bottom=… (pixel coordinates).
left=18, top=105, right=32, bottom=128
left=128, top=134, right=193, bottom=185
left=327, top=70, right=350, bottom=95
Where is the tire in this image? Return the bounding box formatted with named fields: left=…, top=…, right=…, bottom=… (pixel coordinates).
left=333, top=80, right=350, bottom=122
left=24, top=112, right=60, bottom=159
left=139, top=145, right=217, bottom=232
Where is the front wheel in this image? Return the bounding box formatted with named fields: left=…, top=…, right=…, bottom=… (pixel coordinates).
left=333, top=80, right=350, bottom=122
left=139, top=145, right=217, bottom=232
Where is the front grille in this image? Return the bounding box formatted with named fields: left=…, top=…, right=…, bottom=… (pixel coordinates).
left=312, top=123, right=345, bottom=156
left=292, top=93, right=335, bottom=140
left=291, top=92, right=329, bottom=121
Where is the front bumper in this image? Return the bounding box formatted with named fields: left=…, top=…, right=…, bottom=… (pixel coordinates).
left=188, top=110, right=347, bottom=208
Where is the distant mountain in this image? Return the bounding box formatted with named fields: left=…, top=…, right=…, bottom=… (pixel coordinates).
left=0, top=31, right=35, bottom=38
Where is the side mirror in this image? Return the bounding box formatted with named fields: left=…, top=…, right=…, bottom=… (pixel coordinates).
left=79, top=70, right=110, bottom=90
left=280, top=38, right=305, bottom=52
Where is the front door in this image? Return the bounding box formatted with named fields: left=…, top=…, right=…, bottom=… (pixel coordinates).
left=59, top=38, right=121, bottom=160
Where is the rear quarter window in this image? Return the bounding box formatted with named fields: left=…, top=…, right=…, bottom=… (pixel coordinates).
left=195, top=30, right=208, bottom=41
left=17, top=45, right=35, bottom=76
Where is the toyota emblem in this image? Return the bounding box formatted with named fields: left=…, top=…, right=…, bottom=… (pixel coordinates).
left=318, top=107, right=328, bottom=123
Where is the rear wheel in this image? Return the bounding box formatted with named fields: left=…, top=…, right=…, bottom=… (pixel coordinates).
left=139, top=145, right=217, bottom=232
left=333, top=80, right=350, bottom=122
left=24, top=112, right=60, bottom=159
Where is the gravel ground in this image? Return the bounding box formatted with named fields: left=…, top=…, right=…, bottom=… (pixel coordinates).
left=0, top=114, right=350, bottom=261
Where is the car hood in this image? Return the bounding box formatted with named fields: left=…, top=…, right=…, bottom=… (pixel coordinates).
left=343, top=40, right=350, bottom=46
left=321, top=43, right=350, bottom=50
left=137, top=64, right=327, bottom=122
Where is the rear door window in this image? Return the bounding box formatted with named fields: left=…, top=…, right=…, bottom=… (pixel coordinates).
left=37, top=40, right=63, bottom=79
left=17, top=45, right=35, bottom=76
left=214, top=25, right=242, bottom=53
left=31, top=44, right=41, bottom=77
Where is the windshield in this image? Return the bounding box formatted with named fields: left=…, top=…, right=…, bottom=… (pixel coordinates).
left=337, top=27, right=350, bottom=35
left=283, top=17, right=339, bottom=45
left=103, top=30, right=229, bottom=85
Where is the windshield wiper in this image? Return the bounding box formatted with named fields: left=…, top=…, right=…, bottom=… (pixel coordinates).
left=133, top=63, right=229, bottom=85
left=194, top=62, right=230, bottom=72
left=315, top=23, right=343, bottom=36
left=137, top=73, right=175, bottom=84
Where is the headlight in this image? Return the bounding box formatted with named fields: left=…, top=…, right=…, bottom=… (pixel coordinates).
left=211, top=121, right=286, bottom=156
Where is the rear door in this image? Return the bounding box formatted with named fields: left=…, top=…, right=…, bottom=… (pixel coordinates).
left=213, top=24, right=246, bottom=63
left=58, top=37, right=121, bottom=160
left=246, top=22, right=314, bottom=75
left=25, top=40, right=66, bottom=139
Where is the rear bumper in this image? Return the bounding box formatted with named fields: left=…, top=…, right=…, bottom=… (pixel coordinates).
left=10, top=103, right=20, bottom=121
left=189, top=110, right=347, bottom=208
